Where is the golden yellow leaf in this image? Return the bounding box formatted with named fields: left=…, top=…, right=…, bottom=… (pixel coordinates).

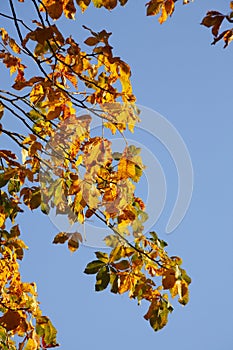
left=0, top=102, right=4, bottom=119
left=118, top=158, right=135, bottom=179
left=76, top=0, right=91, bottom=12
left=24, top=338, right=38, bottom=350
left=0, top=27, right=9, bottom=44
left=9, top=38, right=21, bottom=53
left=30, top=84, right=45, bottom=104
left=63, top=0, right=76, bottom=19
left=159, top=6, right=168, bottom=24
left=0, top=212, right=6, bottom=228
left=118, top=274, right=131, bottom=294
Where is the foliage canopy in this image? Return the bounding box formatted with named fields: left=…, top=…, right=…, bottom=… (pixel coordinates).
left=0, top=0, right=231, bottom=348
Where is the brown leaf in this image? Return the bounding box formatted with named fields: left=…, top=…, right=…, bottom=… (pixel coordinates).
left=146, top=0, right=163, bottom=17
left=84, top=36, right=99, bottom=46
left=162, top=269, right=176, bottom=289
left=53, top=232, right=69, bottom=244
left=0, top=310, right=21, bottom=331
left=201, top=11, right=225, bottom=37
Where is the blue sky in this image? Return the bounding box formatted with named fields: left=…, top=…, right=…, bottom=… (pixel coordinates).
left=1, top=1, right=233, bottom=349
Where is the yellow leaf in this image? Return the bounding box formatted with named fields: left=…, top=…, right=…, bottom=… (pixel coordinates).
left=9, top=38, right=21, bottom=53
left=146, top=0, right=163, bottom=17
left=92, top=0, right=104, bottom=8
left=0, top=102, right=4, bottom=119
left=0, top=27, right=9, bottom=44
left=63, top=0, right=76, bottom=19
left=30, top=84, right=44, bottom=104
left=0, top=212, right=6, bottom=228
left=159, top=6, right=168, bottom=24
left=118, top=274, right=131, bottom=294
left=24, top=338, right=38, bottom=350
left=118, top=158, right=136, bottom=179
left=76, top=0, right=91, bottom=12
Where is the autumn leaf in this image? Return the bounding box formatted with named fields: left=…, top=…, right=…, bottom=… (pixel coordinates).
left=201, top=11, right=225, bottom=37
left=162, top=269, right=176, bottom=289
left=40, top=0, right=63, bottom=20
left=95, top=251, right=109, bottom=263
left=68, top=232, right=83, bottom=252
left=36, top=316, right=58, bottom=347
left=76, top=0, right=91, bottom=13
left=146, top=0, right=163, bottom=17
left=84, top=36, right=99, bottom=46
left=0, top=310, right=21, bottom=331
left=84, top=260, right=106, bottom=274
left=95, top=265, right=110, bottom=291
left=53, top=232, right=69, bottom=244
left=0, top=103, right=4, bottom=119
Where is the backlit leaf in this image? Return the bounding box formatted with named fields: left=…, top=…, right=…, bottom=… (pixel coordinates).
left=95, top=265, right=110, bottom=291
left=53, top=232, right=69, bottom=244
left=0, top=310, right=21, bottom=331
left=68, top=232, right=82, bottom=252
left=84, top=260, right=106, bottom=274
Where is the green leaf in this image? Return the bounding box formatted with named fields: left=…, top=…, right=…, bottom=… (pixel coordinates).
left=92, top=0, right=104, bottom=8
left=180, top=268, right=192, bottom=285
left=8, top=178, right=20, bottom=194
left=30, top=188, right=41, bottom=209
left=150, top=231, right=158, bottom=241
left=109, top=244, right=123, bottom=262
left=36, top=316, right=58, bottom=346
left=0, top=169, right=17, bottom=189
left=95, top=266, right=110, bottom=291
left=146, top=300, right=172, bottom=332
left=41, top=201, right=50, bottom=214
left=84, top=260, right=106, bottom=274
left=112, top=152, right=122, bottom=160
left=104, top=234, right=121, bottom=247
left=110, top=274, right=118, bottom=294
left=0, top=174, right=9, bottom=188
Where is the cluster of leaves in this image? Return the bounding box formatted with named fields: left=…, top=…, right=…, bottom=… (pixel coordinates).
left=0, top=151, right=58, bottom=349
left=145, top=0, right=233, bottom=47
left=0, top=0, right=229, bottom=348
left=201, top=2, right=233, bottom=48
left=83, top=231, right=191, bottom=330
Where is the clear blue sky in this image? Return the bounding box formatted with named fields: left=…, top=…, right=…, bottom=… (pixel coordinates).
left=1, top=1, right=233, bottom=349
